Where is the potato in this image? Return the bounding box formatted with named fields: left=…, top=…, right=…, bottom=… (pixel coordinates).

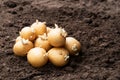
left=27, top=47, right=48, bottom=67
left=48, top=48, right=69, bottom=67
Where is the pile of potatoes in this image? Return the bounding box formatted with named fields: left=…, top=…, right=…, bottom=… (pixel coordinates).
left=13, top=20, right=81, bottom=67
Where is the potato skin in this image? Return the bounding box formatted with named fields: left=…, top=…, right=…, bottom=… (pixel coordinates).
left=15, top=36, right=22, bottom=42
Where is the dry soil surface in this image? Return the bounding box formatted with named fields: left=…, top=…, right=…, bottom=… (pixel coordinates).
left=0, top=0, right=120, bottom=80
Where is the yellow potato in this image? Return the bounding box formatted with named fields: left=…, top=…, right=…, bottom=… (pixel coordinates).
left=27, top=47, right=48, bottom=67
left=48, top=48, right=69, bottom=67
left=13, top=39, right=33, bottom=56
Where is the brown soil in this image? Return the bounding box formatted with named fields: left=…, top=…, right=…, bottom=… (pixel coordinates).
left=0, top=0, right=120, bottom=80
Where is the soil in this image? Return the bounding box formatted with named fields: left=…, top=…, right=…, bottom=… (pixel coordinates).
left=0, top=0, right=120, bottom=80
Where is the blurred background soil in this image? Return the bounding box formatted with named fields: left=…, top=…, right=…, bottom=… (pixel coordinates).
left=0, top=0, right=120, bottom=80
